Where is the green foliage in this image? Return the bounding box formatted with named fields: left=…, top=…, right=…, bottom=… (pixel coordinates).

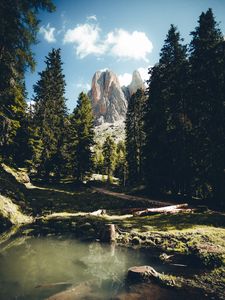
left=0, top=0, right=55, bottom=163
left=188, top=9, right=225, bottom=204
left=125, top=88, right=146, bottom=185
left=93, top=142, right=104, bottom=174
left=33, top=48, right=67, bottom=179
left=142, top=11, right=225, bottom=207
left=102, top=136, right=116, bottom=182
left=144, top=25, right=189, bottom=195
left=114, top=140, right=127, bottom=185
left=68, top=92, right=95, bottom=181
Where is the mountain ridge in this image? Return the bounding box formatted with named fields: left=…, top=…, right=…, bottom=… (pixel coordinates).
left=88, top=69, right=145, bottom=125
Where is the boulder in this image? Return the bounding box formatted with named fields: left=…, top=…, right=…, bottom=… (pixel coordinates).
left=127, top=266, right=159, bottom=283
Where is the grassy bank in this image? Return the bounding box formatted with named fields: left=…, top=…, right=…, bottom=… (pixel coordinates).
left=0, top=164, right=33, bottom=232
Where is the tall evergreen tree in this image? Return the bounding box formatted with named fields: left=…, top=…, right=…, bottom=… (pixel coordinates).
left=115, top=140, right=127, bottom=186
left=0, top=0, right=55, bottom=162
left=33, top=48, right=67, bottom=179
left=125, top=88, right=146, bottom=185
left=144, top=25, right=189, bottom=195
left=69, top=92, right=94, bottom=182
left=189, top=9, right=224, bottom=203
left=102, top=136, right=116, bottom=183
left=93, top=142, right=104, bottom=175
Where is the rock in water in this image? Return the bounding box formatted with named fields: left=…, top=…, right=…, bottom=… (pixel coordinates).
left=127, top=266, right=159, bottom=283
left=88, top=70, right=128, bottom=124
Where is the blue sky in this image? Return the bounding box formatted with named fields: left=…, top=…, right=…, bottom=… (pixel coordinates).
left=26, top=0, right=225, bottom=111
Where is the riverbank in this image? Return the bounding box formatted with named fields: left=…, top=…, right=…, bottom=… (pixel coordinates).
left=0, top=166, right=225, bottom=299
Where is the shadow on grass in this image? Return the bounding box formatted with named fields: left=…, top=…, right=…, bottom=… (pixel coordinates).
left=26, top=182, right=151, bottom=216
left=26, top=181, right=225, bottom=233
left=121, top=211, right=225, bottom=232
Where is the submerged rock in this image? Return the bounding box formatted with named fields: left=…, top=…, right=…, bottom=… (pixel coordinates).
left=127, top=265, right=159, bottom=283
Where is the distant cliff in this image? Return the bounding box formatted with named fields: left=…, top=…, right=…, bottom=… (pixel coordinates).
left=88, top=69, right=145, bottom=124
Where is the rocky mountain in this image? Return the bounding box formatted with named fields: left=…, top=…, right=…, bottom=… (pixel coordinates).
left=88, top=69, right=145, bottom=125
left=128, top=70, right=145, bottom=97
left=88, top=70, right=127, bottom=125
left=121, top=70, right=145, bottom=104
left=94, top=119, right=125, bottom=144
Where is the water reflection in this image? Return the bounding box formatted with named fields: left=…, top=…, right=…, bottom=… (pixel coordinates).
left=0, top=236, right=209, bottom=300
left=0, top=237, right=149, bottom=299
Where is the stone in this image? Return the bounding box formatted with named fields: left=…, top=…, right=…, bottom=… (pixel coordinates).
left=127, top=266, right=159, bottom=283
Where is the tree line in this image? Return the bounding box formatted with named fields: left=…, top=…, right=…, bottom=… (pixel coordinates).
left=0, top=2, right=224, bottom=206
left=0, top=0, right=95, bottom=182
left=125, top=9, right=225, bottom=207
left=0, top=0, right=125, bottom=183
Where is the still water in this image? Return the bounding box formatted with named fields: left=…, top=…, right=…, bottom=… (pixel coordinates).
left=0, top=236, right=208, bottom=300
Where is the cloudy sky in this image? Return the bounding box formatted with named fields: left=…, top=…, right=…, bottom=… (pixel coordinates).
left=26, top=0, right=225, bottom=111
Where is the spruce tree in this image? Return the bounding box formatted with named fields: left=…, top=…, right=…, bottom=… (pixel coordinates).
left=33, top=48, right=67, bottom=179
left=93, top=142, right=104, bottom=174
left=144, top=25, right=189, bottom=195
left=115, top=140, right=127, bottom=186
left=125, top=88, right=146, bottom=185
left=102, top=136, right=116, bottom=183
left=189, top=9, right=224, bottom=203
left=0, top=0, right=55, bottom=163
left=69, top=92, right=94, bottom=182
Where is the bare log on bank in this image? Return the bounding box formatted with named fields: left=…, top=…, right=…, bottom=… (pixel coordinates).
left=133, top=203, right=190, bottom=216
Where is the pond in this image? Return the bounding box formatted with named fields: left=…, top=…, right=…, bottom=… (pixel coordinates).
left=0, top=235, right=208, bottom=300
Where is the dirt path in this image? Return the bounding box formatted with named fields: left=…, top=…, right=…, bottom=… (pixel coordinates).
left=93, top=187, right=175, bottom=207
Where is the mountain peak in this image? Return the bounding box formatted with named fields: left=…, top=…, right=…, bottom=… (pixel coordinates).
left=89, top=69, right=127, bottom=124
left=128, top=70, right=145, bottom=96
left=88, top=69, right=145, bottom=125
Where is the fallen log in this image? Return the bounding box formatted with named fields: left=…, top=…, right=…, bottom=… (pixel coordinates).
left=89, top=209, right=106, bottom=216
left=133, top=203, right=189, bottom=216
left=170, top=263, right=187, bottom=267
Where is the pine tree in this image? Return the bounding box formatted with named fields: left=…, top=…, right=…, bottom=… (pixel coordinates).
left=125, top=88, right=146, bottom=185
left=189, top=9, right=224, bottom=203
left=0, top=0, right=55, bottom=163
left=33, top=48, right=67, bottom=179
left=93, top=142, right=104, bottom=174
left=144, top=25, right=189, bottom=195
left=102, top=136, right=116, bottom=183
left=115, top=140, right=127, bottom=186
left=69, top=92, right=94, bottom=182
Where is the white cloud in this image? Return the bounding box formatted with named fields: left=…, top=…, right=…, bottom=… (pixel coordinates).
left=76, top=82, right=91, bottom=91
left=138, top=67, right=151, bottom=83
left=39, top=24, right=56, bottom=43
left=63, top=23, right=105, bottom=58
left=87, top=15, right=97, bottom=22
left=118, top=73, right=132, bottom=86
left=105, top=29, right=153, bottom=62
left=63, top=20, right=153, bottom=61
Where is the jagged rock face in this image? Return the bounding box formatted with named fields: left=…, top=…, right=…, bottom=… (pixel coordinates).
left=128, top=70, right=145, bottom=97
left=89, top=70, right=128, bottom=124
left=121, top=70, right=145, bottom=103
